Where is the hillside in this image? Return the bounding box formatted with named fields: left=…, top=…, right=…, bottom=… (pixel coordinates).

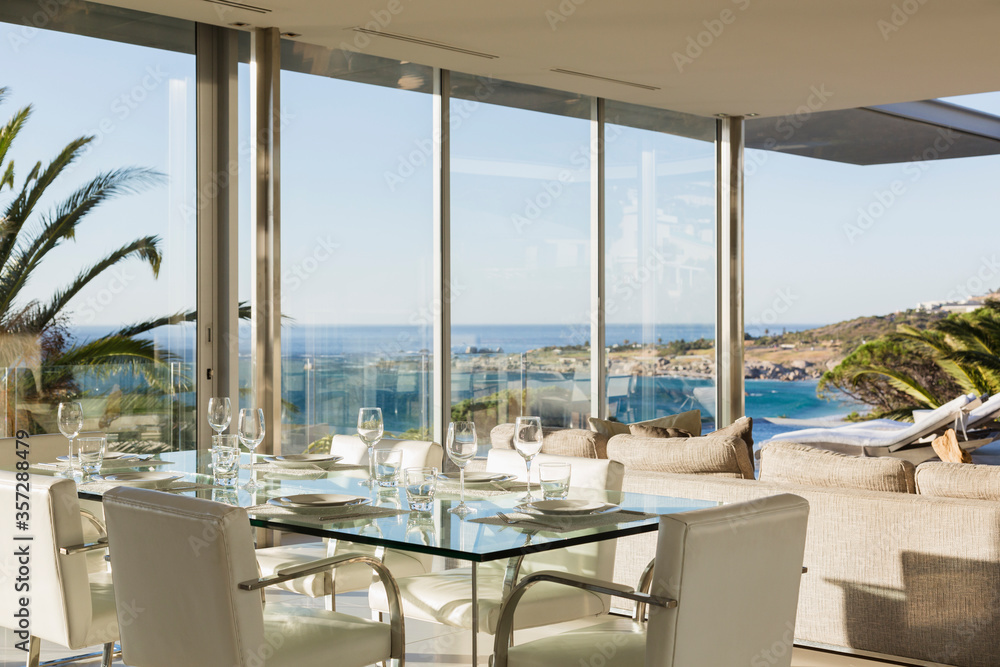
left=750, top=309, right=948, bottom=353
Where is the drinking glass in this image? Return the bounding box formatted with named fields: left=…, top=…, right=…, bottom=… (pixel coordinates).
left=212, top=434, right=240, bottom=485
left=58, top=401, right=84, bottom=478
left=237, top=408, right=265, bottom=490
left=357, top=407, right=384, bottom=487
left=208, top=397, right=232, bottom=435
left=513, top=416, right=543, bottom=502
left=75, top=436, right=106, bottom=482
left=404, top=467, right=437, bottom=511
left=539, top=462, right=571, bottom=500
left=447, top=421, right=478, bottom=516
left=375, top=449, right=402, bottom=487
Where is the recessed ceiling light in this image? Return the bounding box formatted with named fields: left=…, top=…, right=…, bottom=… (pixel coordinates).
left=229, top=22, right=250, bottom=27
left=351, top=28, right=498, bottom=59
left=281, top=32, right=301, bottom=38
left=746, top=113, right=759, bottom=117
left=716, top=113, right=729, bottom=118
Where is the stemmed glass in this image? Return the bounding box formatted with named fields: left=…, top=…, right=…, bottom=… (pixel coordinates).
left=357, top=407, right=384, bottom=488
left=447, top=421, right=478, bottom=517
left=237, top=408, right=265, bottom=490
left=58, top=402, right=84, bottom=479
left=208, top=397, right=232, bottom=435
left=513, top=416, right=543, bottom=502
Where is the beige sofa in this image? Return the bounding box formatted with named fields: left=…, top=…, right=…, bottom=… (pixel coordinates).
left=489, top=425, right=1000, bottom=667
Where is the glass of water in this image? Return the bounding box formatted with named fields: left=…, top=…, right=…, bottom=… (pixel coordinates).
left=539, top=462, right=571, bottom=500
left=75, top=436, right=106, bottom=481
left=212, top=434, right=240, bottom=485
left=404, top=467, right=438, bottom=511
left=375, top=448, right=402, bottom=486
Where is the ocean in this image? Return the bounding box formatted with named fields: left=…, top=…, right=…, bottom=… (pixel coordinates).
left=69, top=322, right=855, bottom=443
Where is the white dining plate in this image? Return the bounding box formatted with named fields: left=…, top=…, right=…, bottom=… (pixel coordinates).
left=268, top=495, right=370, bottom=511
left=93, top=472, right=184, bottom=489
left=271, top=493, right=368, bottom=508
left=58, top=451, right=133, bottom=462
left=437, top=471, right=514, bottom=484
left=262, top=454, right=343, bottom=469
left=519, top=499, right=621, bottom=516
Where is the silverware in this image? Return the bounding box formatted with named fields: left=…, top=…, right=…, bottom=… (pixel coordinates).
left=495, top=511, right=560, bottom=530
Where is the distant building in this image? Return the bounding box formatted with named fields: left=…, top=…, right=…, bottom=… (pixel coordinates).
left=916, top=292, right=998, bottom=314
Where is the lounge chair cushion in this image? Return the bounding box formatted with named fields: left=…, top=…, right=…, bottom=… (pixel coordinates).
left=606, top=433, right=754, bottom=479
left=915, top=462, right=1000, bottom=500
left=490, top=425, right=608, bottom=459
left=759, top=442, right=916, bottom=493
left=589, top=409, right=703, bottom=439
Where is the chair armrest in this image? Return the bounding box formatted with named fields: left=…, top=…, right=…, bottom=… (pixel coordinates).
left=59, top=538, right=109, bottom=555
left=633, top=558, right=657, bottom=622
left=239, top=552, right=405, bottom=661
left=80, top=508, right=108, bottom=538
left=492, top=570, right=677, bottom=667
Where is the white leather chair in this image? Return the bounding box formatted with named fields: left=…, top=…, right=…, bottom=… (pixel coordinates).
left=0, top=472, right=118, bottom=667
left=254, top=436, right=442, bottom=605
left=103, top=486, right=405, bottom=667
left=368, top=450, right=625, bottom=635
left=493, top=494, right=810, bottom=667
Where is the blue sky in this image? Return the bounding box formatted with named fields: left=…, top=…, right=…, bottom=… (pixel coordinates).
left=4, top=22, right=999, bottom=335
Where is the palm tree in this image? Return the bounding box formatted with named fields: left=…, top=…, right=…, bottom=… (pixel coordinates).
left=0, top=87, right=181, bottom=433
left=820, top=301, right=1000, bottom=420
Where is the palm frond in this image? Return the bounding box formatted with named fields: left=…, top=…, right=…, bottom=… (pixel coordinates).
left=0, top=167, right=163, bottom=321
left=0, top=104, right=30, bottom=191
left=2, top=136, right=91, bottom=236
left=892, top=325, right=954, bottom=354
left=113, top=301, right=252, bottom=339
left=945, top=350, right=1000, bottom=391
left=850, top=367, right=940, bottom=408
left=26, top=236, right=162, bottom=332
left=44, top=335, right=180, bottom=393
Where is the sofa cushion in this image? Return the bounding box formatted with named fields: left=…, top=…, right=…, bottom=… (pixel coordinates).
left=915, top=462, right=1000, bottom=500
left=606, top=434, right=755, bottom=479
left=490, top=424, right=607, bottom=459
left=759, top=442, right=916, bottom=493
left=627, top=424, right=693, bottom=439
left=589, top=409, right=703, bottom=439
left=705, top=416, right=754, bottom=468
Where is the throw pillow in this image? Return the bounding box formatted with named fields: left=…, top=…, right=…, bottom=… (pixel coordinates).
left=628, top=424, right=693, bottom=439
left=759, top=442, right=916, bottom=493
left=705, top=416, right=754, bottom=471
left=589, top=409, right=703, bottom=439
left=607, top=434, right=755, bottom=479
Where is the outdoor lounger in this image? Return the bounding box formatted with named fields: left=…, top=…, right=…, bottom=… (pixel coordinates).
left=764, top=393, right=997, bottom=464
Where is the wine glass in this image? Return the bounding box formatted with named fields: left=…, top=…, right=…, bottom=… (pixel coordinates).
left=513, top=416, right=543, bottom=502
left=237, top=408, right=265, bottom=490
left=447, top=421, right=478, bottom=517
left=357, top=407, right=384, bottom=487
left=207, top=397, right=232, bottom=435
left=58, top=402, right=84, bottom=479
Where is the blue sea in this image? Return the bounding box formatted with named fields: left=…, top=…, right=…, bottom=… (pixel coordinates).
left=70, top=322, right=855, bottom=440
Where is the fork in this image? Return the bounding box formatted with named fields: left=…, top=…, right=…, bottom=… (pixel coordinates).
left=495, top=511, right=560, bottom=530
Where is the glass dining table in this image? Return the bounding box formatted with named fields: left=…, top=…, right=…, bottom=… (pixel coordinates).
left=26, top=449, right=716, bottom=664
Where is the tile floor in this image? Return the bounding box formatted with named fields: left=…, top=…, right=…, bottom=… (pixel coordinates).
left=0, top=588, right=927, bottom=666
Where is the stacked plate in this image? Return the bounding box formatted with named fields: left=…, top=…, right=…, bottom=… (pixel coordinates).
left=515, top=498, right=621, bottom=517
left=262, top=454, right=342, bottom=469
left=92, top=472, right=184, bottom=489
left=267, top=493, right=370, bottom=513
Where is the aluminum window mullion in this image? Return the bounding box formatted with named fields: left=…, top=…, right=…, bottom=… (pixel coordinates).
left=591, top=98, right=607, bottom=421
left=433, top=68, right=451, bottom=447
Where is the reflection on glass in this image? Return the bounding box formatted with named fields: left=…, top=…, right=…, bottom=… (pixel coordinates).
left=604, top=101, right=717, bottom=431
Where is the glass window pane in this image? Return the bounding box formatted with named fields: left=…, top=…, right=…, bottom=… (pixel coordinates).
left=450, top=74, right=592, bottom=441
left=604, top=101, right=717, bottom=431
left=279, top=43, right=434, bottom=453
left=0, top=7, right=197, bottom=450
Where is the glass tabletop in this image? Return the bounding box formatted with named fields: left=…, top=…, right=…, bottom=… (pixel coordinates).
left=26, top=449, right=716, bottom=562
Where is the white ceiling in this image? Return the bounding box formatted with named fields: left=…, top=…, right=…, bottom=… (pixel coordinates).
left=102, top=0, right=1000, bottom=118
